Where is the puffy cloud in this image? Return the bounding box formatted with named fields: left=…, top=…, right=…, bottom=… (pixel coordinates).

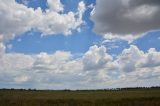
left=0, top=0, right=35, bottom=41
left=117, top=45, right=160, bottom=76
left=0, top=0, right=86, bottom=42
left=0, top=52, right=35, bottom=86
left=0, top=44, right=160, bottom=89
left=0, top=45, right=112, bottom=89
left=91, top=0, right=160, bottom=40
left=138, top=48, right=160, bottom=68
left=135, top=67, right=160, bottom=80
left=32, top=51, right=79, bottom=73
left=35, top=51, right=72, bottom=65
left=47, top=0, right=64, bottom=12
left=0, top=49, right=84, bottom=88
left=117, top=45, right=144, bottom=72
left=110, top=45, right=160, bottom=88
left=0, top=53, right=34, bottom=71
left=82, top=45, right=112, bottom=71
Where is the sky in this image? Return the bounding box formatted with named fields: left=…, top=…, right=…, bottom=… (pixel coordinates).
left=0, top=0, right=160, bottom=89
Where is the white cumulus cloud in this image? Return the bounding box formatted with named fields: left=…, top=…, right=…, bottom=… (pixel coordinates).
left=0, top=0, right=86, bottom=42
left=0, top=44, right=160, bottom=89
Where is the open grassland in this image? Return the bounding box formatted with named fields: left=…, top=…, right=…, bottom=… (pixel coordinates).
left=0, top=88, right=160, bottom=106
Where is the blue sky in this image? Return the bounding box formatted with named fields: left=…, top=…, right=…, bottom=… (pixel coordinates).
left=0, top=0, right=160, bottom=89
left=7, top=0, right=101, bottom=54
left=4, top=0, right=160, bottom=56
left=5, top=0, right=160, bottom=56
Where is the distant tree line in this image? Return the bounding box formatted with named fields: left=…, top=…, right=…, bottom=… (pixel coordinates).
left=0, top=86, right=160, bottom=91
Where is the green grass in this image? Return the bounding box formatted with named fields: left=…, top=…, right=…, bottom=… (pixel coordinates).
left=0, top=89, right=160, bottom=106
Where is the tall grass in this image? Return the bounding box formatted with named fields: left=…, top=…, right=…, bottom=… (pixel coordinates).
left=0, top=89, right=160, bottom=106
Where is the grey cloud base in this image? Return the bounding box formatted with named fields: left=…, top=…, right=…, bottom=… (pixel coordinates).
left=91, top=0, right=160, bottom=36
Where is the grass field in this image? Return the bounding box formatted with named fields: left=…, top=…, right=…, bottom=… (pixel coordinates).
left=0, top=88, right=160, bottom=106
